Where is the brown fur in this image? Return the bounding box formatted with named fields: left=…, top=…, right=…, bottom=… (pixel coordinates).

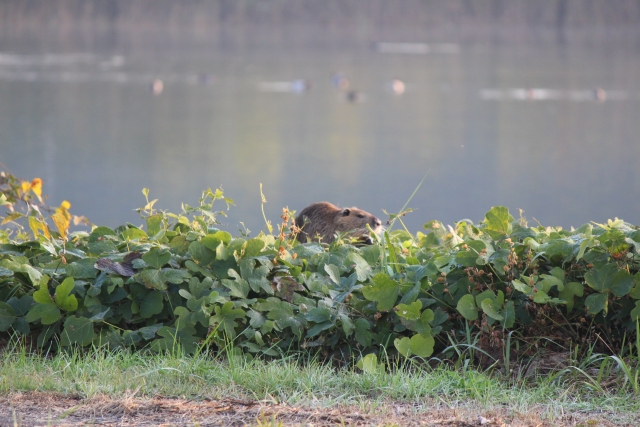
left=294, top=202, right=383, bottom=244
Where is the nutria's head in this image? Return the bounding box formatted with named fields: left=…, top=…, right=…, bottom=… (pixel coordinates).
left=295, top=202, right=383, bottom=244
left=333, top=207, right=383, bottom=235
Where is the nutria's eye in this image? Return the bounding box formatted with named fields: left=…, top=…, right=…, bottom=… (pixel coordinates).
left=357, top=214, right=365, bottom=218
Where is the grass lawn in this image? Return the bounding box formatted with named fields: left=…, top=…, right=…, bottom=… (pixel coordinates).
left=1, top=340, right=638, bottom=426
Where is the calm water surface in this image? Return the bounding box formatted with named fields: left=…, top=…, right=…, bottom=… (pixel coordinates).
left=2, top=16, right=640, bottom=234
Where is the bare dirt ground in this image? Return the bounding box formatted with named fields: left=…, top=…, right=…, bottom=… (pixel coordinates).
left=0, top=392, right=634, bottom=427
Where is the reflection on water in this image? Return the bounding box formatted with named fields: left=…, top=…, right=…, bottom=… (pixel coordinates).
left=376, top=42, right=460, bottom=55
left=479, top=88, right=629, bottom=101
left=1, top=2, right=640, bottom=235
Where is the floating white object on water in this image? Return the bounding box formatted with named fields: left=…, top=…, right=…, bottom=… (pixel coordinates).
left=258, top=79, right=311, bottom=93
left=151, top=79, right=164, bottom=95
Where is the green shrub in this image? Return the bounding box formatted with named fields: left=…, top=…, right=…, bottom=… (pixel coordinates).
left=1, top=174, right=639, bottom=364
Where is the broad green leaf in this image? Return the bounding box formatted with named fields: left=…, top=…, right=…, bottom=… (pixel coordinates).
left=138, top=324, right=162, bottom=340
left=328, top=273, right=361, bottom=303
left=406, top=263, right=438, bottom=284
left=312, top=251, right=348, bottom=273
left=305, top=307, right=332, bottom=323
left=630, top=274, right=640, bottom=299
left=475, top=290, right=496, bottom=308
left=33, top=275, right=52, bottom=304
left=61, top=316, right=94, bottom=346
left=432, top=308, right=448, bottom=326
left=480, top=298, right=503, bottom=321
left=307, top=321, right=334, bottom=337
left=630, top=301, right=640, bottom=321
left=347, top=252, right=373, bottom=281
left=139, top=291, right=164, bottom=318
left=543, top=239, right=574, bottom=258
left=324, top=264, right=341, bottom=285
left=611, top=270, right=634, bottom=297
left=247, top=310, right=267, bottom=329
left=597, top=230, right=628, bottom=253
left=394, top=334, right=434, bottom=358
left=484, top=206, right=512, bottom=237
left=7, top=295, right=33, bottom=318
left=65, top=258, right=98, bottom=279
left=360, top=244, right=381, bottom=265
left=0, top=302, right=16, bottom=331
left=146, top=214, right=163, bottom=236
left=255, top=298, right=303, bottom=337
left=558, top=282, right=584, bottom=313
left=422, top=309, right=435, bottom=324
left=210, top=301, right=245, bottom=339
left=202, top=231, right=232, bottom=251
left=242, top=238, right=265, bottom=258
left=239, top=258, right=272, bottom=294
left=512, top=279, right=533, bottom=296
left=455, top=249, right=479, bottom=267
left=137, top=269, right=167, bottom=290
left=489, top=249, right=510, bottom=271
left=142, top=248, right=171, bottom=269
left=550, top=267, right=565, bottom=280
left=188, top=277, right=215, bottom=299
left=394, top=336, right=412, bottom=357
left=398, top=282, right=421, bottom=305
left=400, top=309, right=436, bottom=337
left=356, top=353, right=384, bottom=374
left=361, top=273, right=399, bottom=312
left=216, top=241, right=229, bottom=261
left=151, top=325, right=199, bottom=355
left=25, top=303, right=60, bottom=325
left=585, top=263, right=617, bottom=292
left=502, top=301, right=515, bottom=328
left=411, top=309, right=435, bottom=337
left=585, top=293, right=608, bottom=315
left=533, top=290, right=552, bottom=304
left=0, top=258, right=42, bottom=286
left=409, top=333, right=434, bottom=357
left=354, top=318, right=372, bottom=347
left=456, top=294, right=478, bottom=321
left=162, top=268, right=191, bottom=284
left=54, top=277, right=78, bottom=312
left=85, top=240, right=118, bottom=255
left=455, top=240, right=487, bottom=267
left=189, top=241, right=216, bottom=266
left=394, top=301, right=422, bottom=320
left=121, top=227, right=147, bottom=241
left=577, top=237, right=595, bottom=261
left=222, top=274, right=250, bottom=299
left=538, top=268, right=564, bottom=292
left=88, top=226, right=117, bottom=242
left=168, top=235, right=190, bottom=256
left=185, top=260, right=216, bottom=279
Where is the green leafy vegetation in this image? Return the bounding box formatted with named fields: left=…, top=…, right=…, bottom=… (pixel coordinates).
left=2, top=172, right=640, bottom=380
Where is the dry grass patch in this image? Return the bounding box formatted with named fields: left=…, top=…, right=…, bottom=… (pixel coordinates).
left=0, top=392, right=632, bottom=427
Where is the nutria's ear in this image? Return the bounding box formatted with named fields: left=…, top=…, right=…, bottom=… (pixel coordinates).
left=342, top=208, right=351, bottom=216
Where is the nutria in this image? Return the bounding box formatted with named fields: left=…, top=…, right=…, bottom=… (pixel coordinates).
left=294, top=202, right=383, bottom=244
